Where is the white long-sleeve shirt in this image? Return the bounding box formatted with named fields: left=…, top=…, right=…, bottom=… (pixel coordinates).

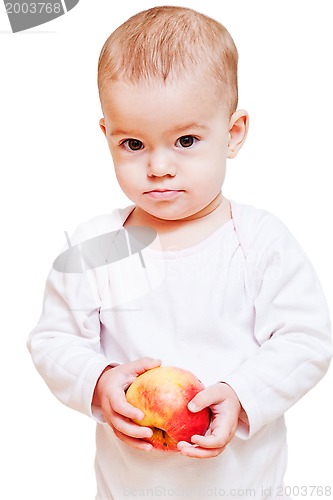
left=27, top=199, right=332, bottom=500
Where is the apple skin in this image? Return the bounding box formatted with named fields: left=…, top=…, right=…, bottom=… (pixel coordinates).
left=125, top=366, right=211, bottom=451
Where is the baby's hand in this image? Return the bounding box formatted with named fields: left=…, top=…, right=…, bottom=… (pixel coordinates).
left=92, top=357, right=161, bottom=451
left=177, top=382, right=243, bottom=458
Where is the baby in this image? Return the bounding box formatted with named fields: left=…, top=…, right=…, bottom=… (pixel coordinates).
left=28, top=6, right=332, bottom=499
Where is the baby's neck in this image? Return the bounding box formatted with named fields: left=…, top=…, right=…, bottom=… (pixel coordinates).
left=124, top=195, right=232, bottom=251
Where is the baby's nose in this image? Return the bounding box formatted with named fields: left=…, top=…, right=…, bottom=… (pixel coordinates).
left=147, top=150, right=176, bottom=177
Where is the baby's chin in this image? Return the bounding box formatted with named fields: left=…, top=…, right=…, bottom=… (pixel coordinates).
left=146, top=202, right=224, bottom=223
left=140, top=208, right=202, bottom=223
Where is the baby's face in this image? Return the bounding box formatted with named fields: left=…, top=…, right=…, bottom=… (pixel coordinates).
left=99, top=77, right=241, bottom=222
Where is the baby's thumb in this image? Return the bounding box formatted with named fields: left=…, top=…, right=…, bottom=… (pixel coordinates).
left=187, top=390, right=207, bottom=413
left=129, top=357, right=162, bottom=377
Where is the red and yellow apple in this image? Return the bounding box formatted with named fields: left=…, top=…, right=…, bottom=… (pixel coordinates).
left=125, top=366, right=211, bottom=451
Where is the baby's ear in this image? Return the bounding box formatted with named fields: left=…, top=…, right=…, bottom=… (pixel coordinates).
left=227, top=110, right=249, bottom=159
left=99, top=118, right=107, bottom=136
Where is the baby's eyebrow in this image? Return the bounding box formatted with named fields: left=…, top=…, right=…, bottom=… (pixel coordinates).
left=170, top=122, right=209, bottom=134
left=109, top=123, right=208, bottom=138
left=110, top=128, right=138, bottom=137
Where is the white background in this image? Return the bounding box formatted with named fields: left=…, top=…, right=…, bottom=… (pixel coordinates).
left=1, top=0, right=332, bottom=498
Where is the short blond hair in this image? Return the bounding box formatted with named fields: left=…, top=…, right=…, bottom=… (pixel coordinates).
left=98, top=6, right=238, bottom=113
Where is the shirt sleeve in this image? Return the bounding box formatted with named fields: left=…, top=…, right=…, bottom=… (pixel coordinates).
left=27, top=226, right=112, bottom=419
left=223, top=217, right=332, bottom=439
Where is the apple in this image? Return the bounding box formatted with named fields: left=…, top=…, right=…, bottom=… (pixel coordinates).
left=125, top=366, right=211, bottom=451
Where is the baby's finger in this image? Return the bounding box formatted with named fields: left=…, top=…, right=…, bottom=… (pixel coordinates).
left=190, top=431, right=231, bottom=449
left=188, top=384, right=222, bottom=413
left=110, top=411, right=153, bottom=440
left=126, top=357, right=162, bottom=380
left=107, top=389, right=145, bottom=421
left=112, top=427, right=153, bottom=452
left=191, top=414, right=237, bottom=449
left=177, top=441, right=225, bottom=459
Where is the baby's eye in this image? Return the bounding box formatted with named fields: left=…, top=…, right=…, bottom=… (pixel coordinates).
left=122, top=139, right=144, bottom=151
left=176, top=135, right=198, bottom=148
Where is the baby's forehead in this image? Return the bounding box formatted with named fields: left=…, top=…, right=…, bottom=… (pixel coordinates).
left=100, top=72, right=228, bottom=107
left=100, top=76, right=231, bottom=130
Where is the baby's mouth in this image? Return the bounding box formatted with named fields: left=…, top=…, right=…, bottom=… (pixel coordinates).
left=144, top=189, right=184, bottom=200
